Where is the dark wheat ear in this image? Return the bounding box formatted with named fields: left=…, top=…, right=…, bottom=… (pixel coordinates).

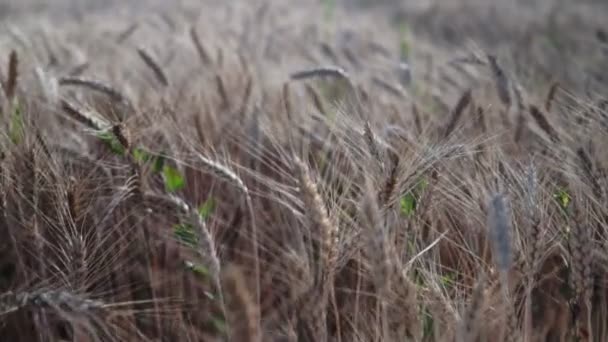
left=545, top=82, right=560, bottom=112
left=58, top=76, right=131, bottom=108
left=486, top=54, right=511, bottom=108
left=137, top=47, right=169, bottom=87
left=529, top=105, right=560, bottom=143
left=290, top=66, right=353, bottom=88
left=443, top=88, right=473, bottom=138
left=190, top=26, right=213, bottom=66
left=4, top=50, right=18, bottom=101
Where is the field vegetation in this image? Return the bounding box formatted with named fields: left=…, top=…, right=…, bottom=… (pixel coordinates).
left=0, top=0, right=607, bottom=341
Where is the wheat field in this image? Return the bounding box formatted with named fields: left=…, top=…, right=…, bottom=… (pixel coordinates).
left=0, top=0, right=607, bottom=341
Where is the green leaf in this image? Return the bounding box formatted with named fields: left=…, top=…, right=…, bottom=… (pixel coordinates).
left=184, top=260, right=209, bottom=278
left=440, top=272, right=456, bottom=287
left=400, top=192, right=417, bottom=217
left=132, top=147, right=151, bottom=163
left=174, top=223, right=197, bottom=247
left=197, top=198, right=216, bottom=221
left=153, top=153, right=166, bottom=173
left=422, top=307, right=435, bottom=339
left=163, top=165, right=185, bottom=192
left=399, top=22, right=411, bottom=60
left=210, top=316, right=227, bottom=334
left=9, top=102, right=24, bottom=144
left=400, top=177, right=429, bottom=218
left=553, top=188, right=571, bottom=212
left=96, top=130, right=125, bottom=156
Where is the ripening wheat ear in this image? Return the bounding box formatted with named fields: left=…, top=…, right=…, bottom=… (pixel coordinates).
left=568, top=194, right=594, bottom=341
left=292, top=156, right=338, bottom=289
left=292, top=156, right=339, bottom=341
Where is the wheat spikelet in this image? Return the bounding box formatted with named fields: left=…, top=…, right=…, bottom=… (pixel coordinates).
left=487, top=54, right=511, bottom=108
left=196, top=154, right=248, bottom=196
left=363, top=120, right=383, bottom=168
left=136, top=47, right=169, bottom=87
left=60, top=99, right=109, bottom=131
left=569, top=196, right=594, bottom=338
left=443, top=89, right=473, bottom=138
left=378, top=153, right=399, bottom=208
left=5, top=50, right=18, bottom=101
left=189, top=26, right=213, bottom=65
left=221, top=265, right=261, bottom=342
left=58, top=76, right=130, bottom=106
left=290, top=66, right=351, bottom=83
left=545, top=82, right=560, bottom=112
left=529, top=105, right=560, bottom=142
left=293, top=156, right=338, bottom=289
left=0, top=290, right=106, bottom=316
left=215, top=74, right=229, bottom=109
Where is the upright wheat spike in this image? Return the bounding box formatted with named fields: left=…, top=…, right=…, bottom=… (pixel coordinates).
left=293, top=156, right=338, bottom=289
left=569, top=195, right=594, bottom=341
left=293, top=156, right=339, bottom=341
